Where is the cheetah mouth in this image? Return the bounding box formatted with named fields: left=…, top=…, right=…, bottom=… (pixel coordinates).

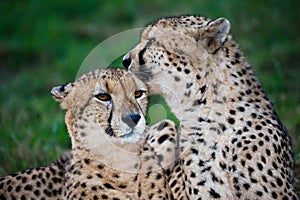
left=119, top=128, right=135, bottom=138
left=105, top=124, right=137, bottom=139
left=119, top=129, right=141, bottom=143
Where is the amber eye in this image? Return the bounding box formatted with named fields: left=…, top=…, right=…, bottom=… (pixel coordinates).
left=134, top=90, right=145, bottom=98
left=95, top=93, right=111, bottom=101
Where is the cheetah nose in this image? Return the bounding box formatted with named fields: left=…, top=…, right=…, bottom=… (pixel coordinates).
left=122, top=113, right=141, bottom=128
left=122, top=56, right=131, bottom=69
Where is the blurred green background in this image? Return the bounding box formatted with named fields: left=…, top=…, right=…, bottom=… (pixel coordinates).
left=0, top=0, right=299, bottom=192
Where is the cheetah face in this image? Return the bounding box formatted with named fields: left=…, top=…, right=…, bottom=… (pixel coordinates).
left=123, top=16, right=230, bottom=95
left=51, top=68, right=148, bottom=151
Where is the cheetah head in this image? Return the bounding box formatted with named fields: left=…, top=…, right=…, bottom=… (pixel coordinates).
left=123, top=15, right=231, bottom=114
left=51, top=68, right=148, bottom=154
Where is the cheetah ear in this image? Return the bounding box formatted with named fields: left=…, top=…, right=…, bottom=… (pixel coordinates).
left=198, top=18, right=230, bottom=54
left=51, top=82, right=74, bottom=109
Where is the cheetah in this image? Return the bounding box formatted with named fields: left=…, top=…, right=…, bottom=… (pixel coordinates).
left=0, top=68, right=178, bottom=199
left=123, top=15, right=299, bottom=199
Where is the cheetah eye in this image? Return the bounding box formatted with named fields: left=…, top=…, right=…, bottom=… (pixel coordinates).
left=95, top=93, right=111, bottom=101
left=134, top=90, right=146, bottom=98
left=122, top=56, right=131, bottom=69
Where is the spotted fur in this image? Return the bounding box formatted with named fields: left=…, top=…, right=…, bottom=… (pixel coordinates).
left=0, top=68, right=177, bottom=199
left=124, top=15, right=299, bottom=199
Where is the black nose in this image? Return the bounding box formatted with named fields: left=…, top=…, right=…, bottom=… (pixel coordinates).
left=122, top=113, right=141, bottom=128
left=122, top=57, right=131, bottom=69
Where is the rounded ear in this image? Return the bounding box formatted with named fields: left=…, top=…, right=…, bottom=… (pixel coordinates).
left=199, top=18, right=230, bottom=53
left=51, top=82, right=74, bottom=109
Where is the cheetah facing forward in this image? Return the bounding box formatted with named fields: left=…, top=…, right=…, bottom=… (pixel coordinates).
left=0, top=68, right=177, bottom=199
left=124, top=15, right=299, bottom=199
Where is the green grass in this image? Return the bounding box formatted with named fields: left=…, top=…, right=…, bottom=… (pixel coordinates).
left=0, top=0, right=299, bottom=192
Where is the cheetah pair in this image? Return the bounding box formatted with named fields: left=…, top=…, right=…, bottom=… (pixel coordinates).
left=1, top=15, right=299, bottom=199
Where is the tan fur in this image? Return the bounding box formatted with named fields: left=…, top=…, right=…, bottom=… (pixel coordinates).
left=125, top=15, right=299, bottom=199
left=0, top=68, right=177, bottom=199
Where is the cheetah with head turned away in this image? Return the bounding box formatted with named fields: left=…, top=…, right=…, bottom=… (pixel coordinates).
left=0, top=68, right=178, bottom=199
left=123, top=15, right=299, bottom=199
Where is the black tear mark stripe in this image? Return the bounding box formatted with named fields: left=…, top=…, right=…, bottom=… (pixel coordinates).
left=138, top=48, right=146, bottom=65
left=138, top=38, right=156, bottom=66
left=105, top=110, right=115, bottom=136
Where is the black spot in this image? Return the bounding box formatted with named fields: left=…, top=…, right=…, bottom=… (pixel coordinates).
left=256, top=191, right=263, bottom=196
left=264, top=135, right=270, bottom=142
left=257, top=163, right=263, bottom=171
left=84, top=158, right=90, bottom=164
left=93, top=195, right=99, bottom=200
left=276, top=177, right=283, bottom=186
left=174, top=76, right=180, bottom=81
left=170, top=180, right=177, bottom=188
left=232, top=154, right=238, bottom=161
left=201, top=166, right=212, bottom=173
left=262, top=175, right=268, bottom=182
left=267, top=169, right=273, bottom=176
left=252, top=145, right=258, bottom=152
left=7, top=185, right=12, bottom=192
left=157, top=121, right=169, bottom=131
left=243, top=183, right=250, bottom=190
left=91, top=186, right=97, bottom=191
left=271, top=192, right=278, bottom=198
left=199, top=85, right=207, bottom=93
left=191, top=148, right=199, bottom=154
left=255, top=125, right=262, bottom=130
left=240, top=160, right=246, bottom=167
left=209, top=188, right=221, bottom=198
left=272, top=161, right=278, bottom=170
left=219, top=162, right=227, bottom=170
left=34, top=190, right=40, bottom=196
left=227, top=118, right=235, bottom=125
left=14, top=185, right=20, bottom=192
left=248, top=166, right=254, bottom=175
left=156, top=173, right=162, bottom=180
left=237, top=106, right=245, bottom=112
left=103, top=183, right=114, bottom=189
left=97, top=164, right=104, bottom=169
left=231, top=138, right=238, bottom=144
left=190, top=172, right=196, bottom=178
left=21, top=177, right=27, bottom=183
left=24, top=184, right=33, bottom=191
left=237, top=142, right=242, bottom=148
left=81, top=191, right=86, bottom=197
left=184, top=69, right=190, bottom=74
left=229, top=110, right=236, bottom=115
left=246, top=153, right=252, bottom=160
left=193, top=99, right=207, bottom=106
left=251, top=113, right=257, bottom=118
left=198, top=160, right=205, bottom=167
left=258, top=140, right=264, bottom=146
left=186, top=159, right=193, bottom=166
left=250, top=178, right=258, bottom=183
left=198, top=180, right=206, bottom=186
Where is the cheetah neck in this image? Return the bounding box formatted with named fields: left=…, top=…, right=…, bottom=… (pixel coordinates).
left=152, top=40, right=270, bottom=143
